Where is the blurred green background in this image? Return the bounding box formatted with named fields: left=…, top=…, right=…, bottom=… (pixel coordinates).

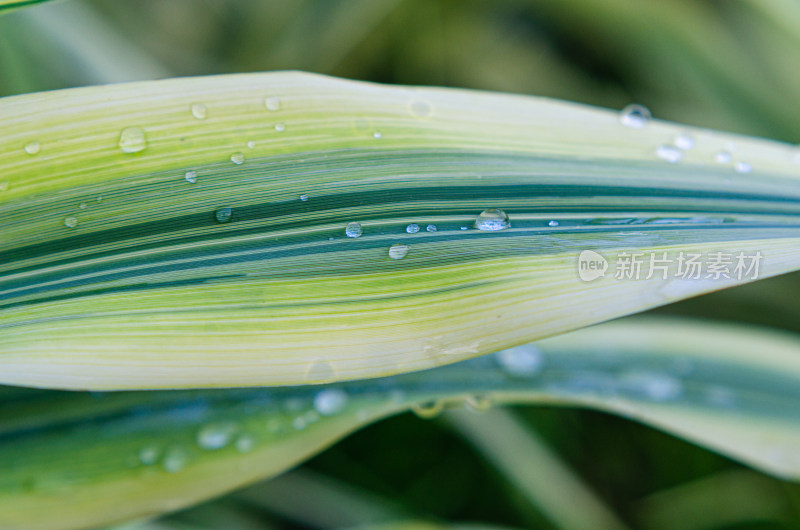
left=4, top=1, right=800, bottom=528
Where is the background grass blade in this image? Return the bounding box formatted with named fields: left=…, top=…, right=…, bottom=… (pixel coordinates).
left=445, top=408, right=627, bottom=530
left=3, top=72, right=800, bottom=389
left=3, top=316, right=800, bottom=529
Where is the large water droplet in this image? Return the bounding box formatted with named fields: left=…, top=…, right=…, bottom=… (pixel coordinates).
left=313, top=388, right=348, bottom=416
left=24, top=141, right=40, bottom=155
left=345, top=222, right=362, bottom=238
left=388, top=244, right=409, bottom=259
left=406, top=223, right=420, bottom=234
left=118, top=126, right=147, bottom=153
left=231, top=152, right=245, bottom=165
left=475, top=208, right=510, bottom=231
left=64, top=216, right=78, bottom=228
left=215, top=207, right=233, bottom=223
left=184, top=170, right=197, bottom=184
left=655, top=144, right=683, bottom=163
left=190, top=103, right=207, bottom=120
left=196, top=421, right=238, bottom=450
left=734, top=161, right=752, bottom=173
left=495, top=345, right=544, bottom=378
left=162, top=447, right=190, bottom=473
left=619, top=104, right=651, bottom=129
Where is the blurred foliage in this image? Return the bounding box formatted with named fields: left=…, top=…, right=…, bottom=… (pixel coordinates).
left=3, top=0, right=800, bottom=528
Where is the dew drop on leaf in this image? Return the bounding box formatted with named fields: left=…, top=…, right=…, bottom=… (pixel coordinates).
left=388, top=244, right=409, bottom=259
left=345, top=222, right=362, bottom=238
left=655, top=144, right=683, bottom=163
left=24, top=141, right=40, bottom=155
left=619, top=104, right=651, bottom=128
left=215, top=207, right=233, bottom=223
left=475, top=208, right=510, bottom=231
left=495, top=345, right=544, bottom=378
left=118, top=126, right=147, bottom=153
left=190, top=103, right=207, bottom=120
left=313, top=388, right=348, bottom=416
left=265, top=96, right=280, bottom=111
left=196, top=422, right=238, bottom=450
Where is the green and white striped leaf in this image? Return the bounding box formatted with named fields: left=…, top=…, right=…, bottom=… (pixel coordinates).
left=3, top=317, right=800, bottom=529
left=2, top=72, right=800, bottom=389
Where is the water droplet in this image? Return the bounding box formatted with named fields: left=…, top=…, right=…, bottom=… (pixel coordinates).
left=411, top=401, right=444, bottom=419
left=196, top=421, right=238, bottom=450
left=138, top=445, right=160, bottom=465
left=79, top=202, right=87, bottom=209
left=24, top=141, right=40, bottom=155
left=64, top=216, right=78, bottom=228
left=734, top=161, right=752, bottom=173
left=715, top=151, right=732, bottom=164
left=495, top=345, right=544, bottom=378
left=655, top=144, right=683, bottom=163
left=409, top=100, right=433, bottom=117
left=465, top=395, right=492, bottom=413
left=299, top=194, right=309, bottom=202
left=184, top=170, right=197, bottom=184
left=674, top=134, right=695, bottom=150
left=313, top=388, right=348, bottom=416
left=162, top=447, right=190, bottom=473
left=265, top=96, right=280, bottom=111
left=619, top=104, right=651, bottom=129
left=231, top=152, right=245, bottom=165
left=373, top=131, right=382, bottom=139
left=345, top=222, right=362, bottom=238
left=118, top=126, right=147, bottom=153
left=475, top=208, right=510, bottom=231
left=406, top=223, right=420, bottom=234
left=426, top=224, right=437, bottom=232
left=388, top=244, right=409, bottom=259
left=548, top=220, right=559, bottom=227
left=190, top=103, right=207, bottom=120
left=0, top=181, right=9, bottom=192
left=234, top=435, right=255, bottom=453
left=306, top=359, right=335, bottom=383
left=292, top=416, right=307, bottom=430
left=460, top=226, right=468, bottom=231
left=247, top=140, right=256, bottom=149
left=215, top=207, right=233, bottom=223
left=275, top=123, right=286, bottom=132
